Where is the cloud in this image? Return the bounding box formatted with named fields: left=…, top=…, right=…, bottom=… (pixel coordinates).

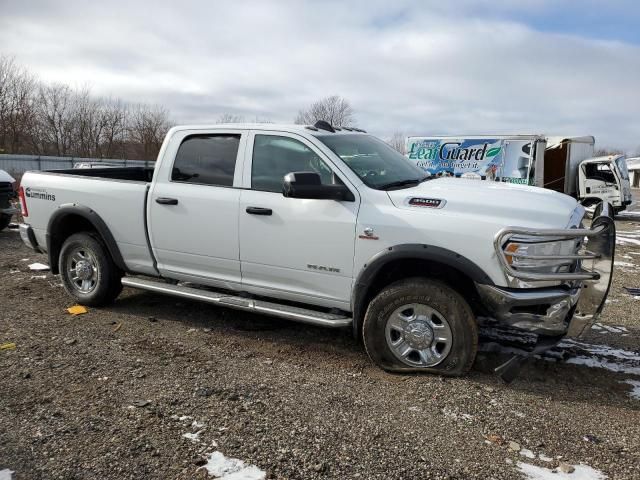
left=1, top=0, right=639, bottom=150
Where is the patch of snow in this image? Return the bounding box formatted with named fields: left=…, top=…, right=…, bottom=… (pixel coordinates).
left=538, top=454, right=553, bottom=462
left=192, top=419, right=206, bottom=429
left=621, top=379, right=640, bottom=400
left=30, top=275, right=47, bottom=279
left=558, top=339, right=640, bottom=375
left=9, top=268, right=19, bottom=274
left=592, top=323, right=629, bottom=334
left=199, top=451, right=266, bottom=479
left=482, top=339, right=640, bottom=376
left=519, top=448, right=536, bottom=459
left=178, top=415, right=193, bottom=421
left=0, top=469, right=14, bottom=480
left=441, top=407, right=472, bottom=421
left=614, top=260, right=635, bottom=268
left=183, top=430, right=204, bottom=442
left=28, top=262, right=49, bottom=271
left=617, top=236, right=640, bottom=246
left=565, top=356, right=640, bottom=375
left=517, top=462, right=607, bottom=480
left=617, top=211, right=640, bottom=218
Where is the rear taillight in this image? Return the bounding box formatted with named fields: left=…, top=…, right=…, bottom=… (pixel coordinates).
left=18, top=186, right=28, bottom=217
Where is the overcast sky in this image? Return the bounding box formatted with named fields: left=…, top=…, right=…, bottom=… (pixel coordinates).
left=1, top=0, right=639, bottom=151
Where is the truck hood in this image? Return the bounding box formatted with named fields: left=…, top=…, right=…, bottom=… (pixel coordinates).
left=386, top=178, right=578, bottom=228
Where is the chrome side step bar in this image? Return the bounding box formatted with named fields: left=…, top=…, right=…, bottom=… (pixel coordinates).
left=121, top=277, right=353, bottom=328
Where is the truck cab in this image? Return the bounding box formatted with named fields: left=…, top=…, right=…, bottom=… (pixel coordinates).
left=578, top=154, right=632, bottom=212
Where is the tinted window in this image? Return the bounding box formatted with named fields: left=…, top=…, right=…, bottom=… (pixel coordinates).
left=172, top=134, right=240, bottom=186
left=252, top=135, right=337, bottom=192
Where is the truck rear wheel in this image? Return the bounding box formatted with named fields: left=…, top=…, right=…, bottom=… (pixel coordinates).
left=362, top=278, right=478, bottom=376
left=59, top=232, right=123, bottom=307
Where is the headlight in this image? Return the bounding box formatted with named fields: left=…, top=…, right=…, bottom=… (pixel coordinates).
left=503, top=237, right=580, bottom=273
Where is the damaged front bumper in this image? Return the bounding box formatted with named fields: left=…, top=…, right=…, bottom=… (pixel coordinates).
left=475, top=283, right=581, bottom=336
left=478, top=202, right=616, bottom=339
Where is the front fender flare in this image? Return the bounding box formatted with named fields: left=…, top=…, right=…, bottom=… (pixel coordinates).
left=351, top=244, right=495, bottom=338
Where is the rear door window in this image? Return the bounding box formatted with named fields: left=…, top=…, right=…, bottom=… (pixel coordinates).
left=172, top=134, right=241, bottom=187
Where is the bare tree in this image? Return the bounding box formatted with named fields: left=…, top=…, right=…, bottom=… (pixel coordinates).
left=387, top=132, right=407, bottom=154
left=216, top=113, right=245, bottom=124
left=294, top=95, right=354, bottom=127
left=128, top=104, right=172, bottom=160
left=251, top=115, right=273, bottom=123
left=32, top=83, right=80, bottom=156
left=0, top=55, right=175, bottom=159
left=74, top=88, right=107, bottom=157
left=594, top=147, right=624, bottom=156
left=100, top=99, right=128, bottom=159
left=0, top=55, right=37, bottom=154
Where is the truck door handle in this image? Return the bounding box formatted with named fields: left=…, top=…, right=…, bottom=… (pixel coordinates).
left=246, top=206, right=272, bottom=216
left=156, top=197, right=178, bottom=205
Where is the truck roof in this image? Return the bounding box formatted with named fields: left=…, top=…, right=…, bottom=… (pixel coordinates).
left=406, top=134, right=545, bottom=140
left=546, top=136, right=595, bottom=146
left=168, top=123, right=367, bottom=136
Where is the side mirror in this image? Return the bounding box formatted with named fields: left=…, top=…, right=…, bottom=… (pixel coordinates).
left=282, top=171, right=354, bottom=201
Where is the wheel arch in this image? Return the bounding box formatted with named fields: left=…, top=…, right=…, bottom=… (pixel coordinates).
left=351, top=244, right=494, bottom=339
left=46, top=204, right=126, bottom=274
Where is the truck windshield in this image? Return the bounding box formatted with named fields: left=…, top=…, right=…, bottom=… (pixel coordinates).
left=317, top=134, right=429, bottom=190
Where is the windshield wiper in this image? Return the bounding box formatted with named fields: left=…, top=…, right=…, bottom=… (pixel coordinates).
left=378, top=177, right=429, bottom=190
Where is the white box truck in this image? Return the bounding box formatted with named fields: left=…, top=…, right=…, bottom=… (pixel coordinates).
left=406, top=135, right=632, bottom=212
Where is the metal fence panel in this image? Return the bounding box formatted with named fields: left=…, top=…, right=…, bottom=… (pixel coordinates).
left=0, top=154, right=150, bottom=177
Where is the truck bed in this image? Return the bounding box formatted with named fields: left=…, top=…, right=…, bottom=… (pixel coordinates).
left=21, top=168, right=156, bottom=275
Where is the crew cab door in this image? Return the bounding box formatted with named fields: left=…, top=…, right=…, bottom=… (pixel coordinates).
left=238, top=131, right=359, bottom=310
left=148, top=129, right=246, bottom=288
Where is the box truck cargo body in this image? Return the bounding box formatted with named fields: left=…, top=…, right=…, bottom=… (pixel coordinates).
left=406, top=135, right=632, bottom=211
left=543, top=136, right=595, bottom=196
left=405, top=135, right=545, bottom=186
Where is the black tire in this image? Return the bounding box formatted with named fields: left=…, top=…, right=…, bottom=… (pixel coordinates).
left=58, top=232, right=123, bottom=307
left=362, top=278, right=478, bottom=376
left=0, top=214, right=11, bottom=232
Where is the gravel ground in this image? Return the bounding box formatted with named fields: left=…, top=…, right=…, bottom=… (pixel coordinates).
left=1, top=207, right=639, bottom=480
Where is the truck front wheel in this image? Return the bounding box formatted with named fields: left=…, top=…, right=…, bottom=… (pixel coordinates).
left=363, top=278, right=478, bottom=376
left=59, top=232, right=123, bottom=307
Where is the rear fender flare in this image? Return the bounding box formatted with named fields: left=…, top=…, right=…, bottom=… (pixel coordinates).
left=46, top=204, right=126, bottom=274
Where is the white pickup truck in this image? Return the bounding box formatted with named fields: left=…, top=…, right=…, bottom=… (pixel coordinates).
left=18, top=122, right=616, bottom=379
